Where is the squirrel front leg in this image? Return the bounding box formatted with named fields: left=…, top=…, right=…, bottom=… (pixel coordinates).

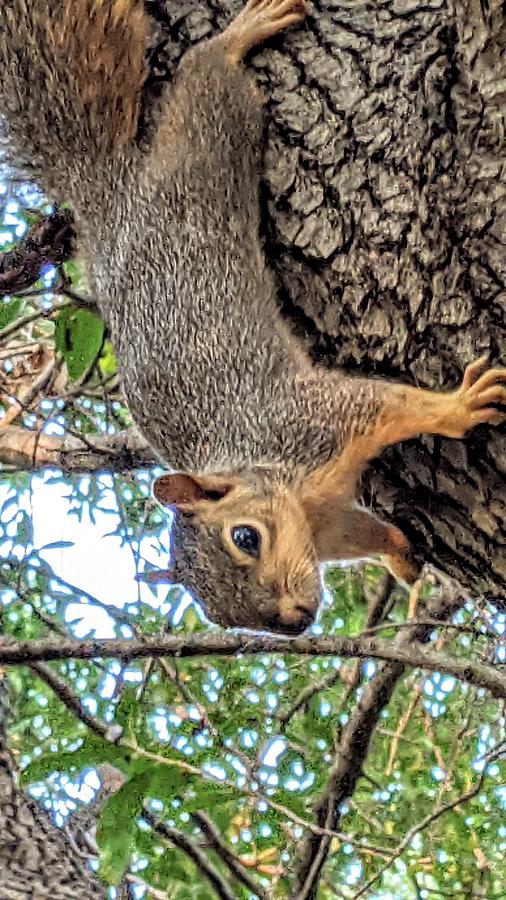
left=302, top=354, right=506, bottom=491
left=299, top=356, right=505, bottom=580
left=364, top=355, right=506, bottom=446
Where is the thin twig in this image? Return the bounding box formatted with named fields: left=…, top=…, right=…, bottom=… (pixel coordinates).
left=18, top=661, right=267, bottom=895
left=278, top=667, right=345, bottom=728
left=0, top=302, right=70, bottom=341
left=0, top=340, right=42, bottom=361
left=0, top=351, right=57, bottom=429
left=290, top=580, right=467, bottom=899
left=358, top=618, right=496, bottom=637
left=22, top=648, right=393, bottom=857
left=143, top=809, right=236, bottom=900
left=349, top=746, right=504, bottom=899
left=278, top=575, right=396, bottom=728
left=126, top=874, right=172, bottom=899
left=192, top=811, right=268, bottom=898
left=0, top=423, right=154, bottom=472
left=129, top=742, right=394, bottom=853
left=30, top=661, right=109, bottom=739
left=384, top=682, right=420, bottom=776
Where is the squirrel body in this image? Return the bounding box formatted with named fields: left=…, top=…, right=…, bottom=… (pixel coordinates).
left=1, top=0, right=505, bottom=633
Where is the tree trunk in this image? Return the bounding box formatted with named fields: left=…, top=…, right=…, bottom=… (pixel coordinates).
left=0, top=674, right=106, bottom=899
left=147, top=0, right=505, bottom=600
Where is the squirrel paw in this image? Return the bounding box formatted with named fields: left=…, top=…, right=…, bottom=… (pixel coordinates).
left=385, top=553, right=418, bottom=585
left=225, top=0, right=306, bottom=64
left=383, top=525, right=418, bottom=584
left=439, top=355, right=506, bottom=438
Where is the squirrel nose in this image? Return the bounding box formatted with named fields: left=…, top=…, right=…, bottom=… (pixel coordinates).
left=265, top=596, right=316, bottom=635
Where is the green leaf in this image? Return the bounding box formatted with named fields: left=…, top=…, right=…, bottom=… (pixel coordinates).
left=177, top=605, right=203, bottom=634
left=54, top=307, right=104, bottom=381
left=144, top=844, right=193, bottom=886
left=38, top=540, right=75, bottom=551
left=182, top=780, right=240, bottom=813
left=20, top=736, right=132, bottom=785
left=97, top=770, right=151, bottom=884
left=62, top=258, right=90, bottom=294
left=112, top=686, right=142, bottom=739
left=98, top=339, right=117, bottom=377
left=141, top=762, right=187, bottom=803
left=0, top=298, right=22, bottom=329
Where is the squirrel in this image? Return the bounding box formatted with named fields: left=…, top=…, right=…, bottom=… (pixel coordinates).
left=0, top=0, right=505, bottom=634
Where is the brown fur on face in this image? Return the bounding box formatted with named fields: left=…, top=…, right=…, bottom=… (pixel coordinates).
left=152, top=466, right=415, bottom=633
left=153, top=471, right=319, bottom=634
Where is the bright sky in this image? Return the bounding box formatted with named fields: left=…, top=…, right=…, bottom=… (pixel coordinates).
left=0, top=472, right=199, bottom=637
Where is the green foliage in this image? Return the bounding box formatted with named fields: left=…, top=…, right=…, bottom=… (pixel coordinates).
left=0, top=297, right=23, bottom=329
left=54, top=306, right=104, bottom=381
left=20, top=736, right=133, bottom=785
left=98, top=771, right=152, bottom=883
left=98, top=339, right=117, bottom=377
left=3, top=554, right=505, bottom=899
left=62, top=258, right=89, bottom=294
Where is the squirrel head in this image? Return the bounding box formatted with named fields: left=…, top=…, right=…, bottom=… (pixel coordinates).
left=152, top=471, right=319, bottom=634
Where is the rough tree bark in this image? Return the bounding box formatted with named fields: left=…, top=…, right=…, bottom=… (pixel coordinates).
left=143, top=0, right=505, bottom=601
left=0, top=672, right=106, bottom=898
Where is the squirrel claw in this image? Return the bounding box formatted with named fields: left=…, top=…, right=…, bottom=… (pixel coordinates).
left=225, top=0, right=306, bottom=64
left=461, top=353, right=490, bottom=389
left=440, top=358, right=506, bottom=438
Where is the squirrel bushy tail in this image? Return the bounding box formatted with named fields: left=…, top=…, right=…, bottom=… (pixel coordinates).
left=0, top=0, right=147, bottom=199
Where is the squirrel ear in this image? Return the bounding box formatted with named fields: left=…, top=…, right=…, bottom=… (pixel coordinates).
left=152, top=473, right=233, bottom=511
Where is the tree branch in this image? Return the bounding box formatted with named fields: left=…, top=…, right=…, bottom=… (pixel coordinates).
left=24, top=660, right=267, bottom=898
left=0, top=627, right=504, bottom=698
left=0, top=425, right=155, bottom=472
left=0, top=668, right=107, bottom=897
left=18, top=649, right=390, bottom=862
left=290, top=584, right=470, bottom=899
left=191, top=811, right=268, bottom=899
left=30, top=661, right=110, bottom=739
left=0, top=208, right=75, bottom=295
left=0, top=351, right=57, bottom=428
left=126, top=874, right=173, bottom=899
left=0, top=301, right=67, bottom=341
left=349, top=744, right=505, bottom=899
left=278, top=574, right=395, bottom=728
left=143, top=809, right=236, bottom=900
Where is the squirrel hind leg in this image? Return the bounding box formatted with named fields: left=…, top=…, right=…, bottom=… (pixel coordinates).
left=379, top=523, right=419, bottom=585
left=224, top=0, right=306, bottom=65
left=383, top=551, right=419, bottom=586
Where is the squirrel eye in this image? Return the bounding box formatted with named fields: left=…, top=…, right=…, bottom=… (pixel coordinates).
left=231, top=525, right=260, bottom=558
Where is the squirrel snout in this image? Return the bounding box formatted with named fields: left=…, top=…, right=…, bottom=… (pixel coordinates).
left=265, top=596, right=316, bottom=635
